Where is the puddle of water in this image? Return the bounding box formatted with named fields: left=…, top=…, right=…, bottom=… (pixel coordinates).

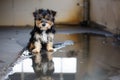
left=2, top=33, right=120, bottom=80
left=4, top=40, right=76, bottom=80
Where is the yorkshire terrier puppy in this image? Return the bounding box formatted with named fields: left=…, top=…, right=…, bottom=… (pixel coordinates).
left=27, top=9, right=56, bottom=64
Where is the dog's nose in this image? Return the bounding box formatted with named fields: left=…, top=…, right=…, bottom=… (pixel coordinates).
left=42, top=23, right=46, bottom=27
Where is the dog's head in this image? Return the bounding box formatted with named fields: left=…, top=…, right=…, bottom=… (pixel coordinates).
left=33, top=9, right=56, bottom=31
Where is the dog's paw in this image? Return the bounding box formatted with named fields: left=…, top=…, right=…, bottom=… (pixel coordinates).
left=47, top=48, right=54, bottom=52
left=32, top=49, right=40, bottom=54
left=48, top=49, right=54, bottom=52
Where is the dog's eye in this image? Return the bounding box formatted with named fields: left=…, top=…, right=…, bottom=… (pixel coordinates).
left=38, top=18, right=41, bottom=20
left=36, top=18, right=41, bottom=20
left=46, top=18, right=50, bottom=20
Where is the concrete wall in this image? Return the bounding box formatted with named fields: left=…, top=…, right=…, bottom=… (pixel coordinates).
left=0, top=0, right=83, bottom=26
left=90, top=0, right=120, bottom=32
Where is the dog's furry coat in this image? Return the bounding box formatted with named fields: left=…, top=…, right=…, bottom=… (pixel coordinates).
left=27, top=9, right=56, bottom=80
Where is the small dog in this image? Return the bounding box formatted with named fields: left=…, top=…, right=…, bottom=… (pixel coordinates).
left=27, top=9, right=56, bottom=80
left=28, top=9, right=56, bottom=54
left=27, top=9, right=56, bottom=64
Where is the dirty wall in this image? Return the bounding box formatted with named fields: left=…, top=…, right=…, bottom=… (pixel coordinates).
left=0, top=0, right=83, bottom=26
left=80, top=0, right=120, bottom=80
left=90, top=0, right=120, bottom=33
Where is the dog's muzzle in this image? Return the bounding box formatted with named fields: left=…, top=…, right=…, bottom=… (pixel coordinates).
left=40, top=19, right=48, bottom=27
left=42, top=23, right=46, bottom=27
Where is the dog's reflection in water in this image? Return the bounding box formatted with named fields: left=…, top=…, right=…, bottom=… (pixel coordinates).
left=31, top=50, right=54, bottom=80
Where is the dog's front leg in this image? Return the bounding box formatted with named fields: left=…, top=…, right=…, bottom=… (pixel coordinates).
left=47, top=33, right=54, bottom=52
left=32, top=40, right=41, bottom=64
left=32, top=40, right=41, bottom=54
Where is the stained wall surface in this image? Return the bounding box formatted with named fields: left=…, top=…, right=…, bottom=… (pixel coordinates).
left=0, top=0, right=83, bottom=26
left=90, top=0, right=120, bottom=32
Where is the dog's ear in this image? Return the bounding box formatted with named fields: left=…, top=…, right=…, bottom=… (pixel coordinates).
left=51, top=10, right=57, bottom=17
left=33, top=9, right=40, bottom=18
left=33, top=11, right=37, bottom=18
left=33, top=9, right=44, bottom=18
left=47, top=9, right=56, bottom=17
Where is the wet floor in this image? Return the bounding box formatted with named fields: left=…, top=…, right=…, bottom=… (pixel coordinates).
left=0, top=26, right=120, bottom=80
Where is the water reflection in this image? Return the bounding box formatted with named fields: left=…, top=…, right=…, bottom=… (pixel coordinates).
left=11, top=57, right=76, bottom=80
left=31, top=51, right=54, bottom=80
left=6, top=33, right=120, bottom=80
left=0, top=25, right=120, bottom=80
left=7, top=40, right=75, bottom=80
left=13, top=58, right=76, bottom=73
